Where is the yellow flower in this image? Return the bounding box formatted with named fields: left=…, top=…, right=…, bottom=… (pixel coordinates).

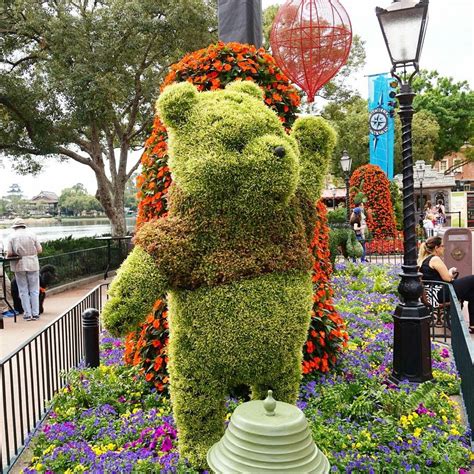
left=34, top=463, right=44, bottom=471
left=442, top=415, right=448, bottom=423
left=450, top=428, right=460, bottom=436
left=42, top=444, right=55, bottom=455
left=413, top=428, right=422, bottom=438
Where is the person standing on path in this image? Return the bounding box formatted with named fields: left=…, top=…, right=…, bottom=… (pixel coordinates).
left=6, top=218, right=43, bottom=321
left=350, top=207, right=368, bottom=263
left=0, top=240, right=14, bottom=316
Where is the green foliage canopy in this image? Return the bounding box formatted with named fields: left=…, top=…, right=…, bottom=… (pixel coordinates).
left=413, top=70, right=474, bottom=160
left=394, top=109, right=440, bottom=174
left=59, top=183, right=102, bottom=215
left=323, top=97, right=369, bottom=175
left=0, top=0, right=217, bottom=234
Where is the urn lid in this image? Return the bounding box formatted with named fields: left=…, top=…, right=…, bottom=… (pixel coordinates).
left=207, top=390, right=330, bottom=473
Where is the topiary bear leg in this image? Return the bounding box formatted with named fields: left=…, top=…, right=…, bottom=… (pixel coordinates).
left=251, top=361, right=302, bottom=405
left=170, top=374, right=226, bottom=469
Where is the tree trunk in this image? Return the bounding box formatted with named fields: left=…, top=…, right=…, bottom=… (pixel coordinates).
left=95, top=169, right=128, bottom=237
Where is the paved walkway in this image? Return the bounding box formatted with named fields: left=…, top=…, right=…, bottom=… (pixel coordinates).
left=0, top=276, right=111, bottom=360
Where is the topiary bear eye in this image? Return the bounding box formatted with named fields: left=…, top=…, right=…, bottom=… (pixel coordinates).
left=274, top=146, right=286, bottom=158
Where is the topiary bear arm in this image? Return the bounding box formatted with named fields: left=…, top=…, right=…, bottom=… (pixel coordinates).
left=101, top=246, right=168, bottom=337
left=291, top=116, right=337, bottom=202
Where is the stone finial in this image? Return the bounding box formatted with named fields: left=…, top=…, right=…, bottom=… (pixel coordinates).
left=263, top=390, right=276, bottom=416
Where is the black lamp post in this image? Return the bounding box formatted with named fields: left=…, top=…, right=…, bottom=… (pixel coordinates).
left=331, top=186, right=337, bottom=210
left=376, top=0, right=432, bottom=383
left=340, top=150, right=352, bottom=222
left=415, top=162, right=425, bottom=225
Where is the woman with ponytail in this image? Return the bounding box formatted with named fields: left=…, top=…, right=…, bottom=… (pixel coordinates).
left=418, top=236, right=474, bottom=333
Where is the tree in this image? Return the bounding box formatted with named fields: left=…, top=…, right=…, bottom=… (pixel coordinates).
left=1, top=0, right=217, bottom=235
left=59, top=183, right=102, bottom=216
left=324, top=97, right=442, bottom=178
left=322, top=97, right=370, bottom=175
left=124, top=173, right=138, bottom=211
left=413, top=70, right=474, bottom=160
left=4, top=183, right=25, bottom=215
left=394, top=109, right=440, bottom=174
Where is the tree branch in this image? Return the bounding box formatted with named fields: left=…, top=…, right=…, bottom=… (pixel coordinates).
left=0, top=144, right=44, bottom=155
left=57, top=146, right=95, bottom=168
left=128, top=117, right=153, bottom=142
left=0, top=95, right=36, bottom=139
left=445, top=159, right=471, bottom=175
left=126, top=153, right=143, bottom=181
left=5, top=54, right=40, bottom=70
left=104, top=126, right=118, bottom=183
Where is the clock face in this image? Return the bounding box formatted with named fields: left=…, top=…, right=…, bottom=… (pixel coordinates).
left=369, top=108, right=389, bottom=136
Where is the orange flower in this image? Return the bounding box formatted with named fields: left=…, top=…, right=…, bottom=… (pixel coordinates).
left=145, top=372, right=154, bottom=382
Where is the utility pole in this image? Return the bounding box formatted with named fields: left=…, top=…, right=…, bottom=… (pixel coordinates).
left=218, top=0, right=263, bottom=47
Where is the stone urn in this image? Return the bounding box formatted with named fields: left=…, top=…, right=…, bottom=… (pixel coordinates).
left=207, top=390, right=330, bottom=473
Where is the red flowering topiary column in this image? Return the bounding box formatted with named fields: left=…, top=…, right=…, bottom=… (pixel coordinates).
left=304, top=201, right=348, bottom=374
left=126, top=42, right=347, bottom=392
left=349, top=164, right=397, bottom=239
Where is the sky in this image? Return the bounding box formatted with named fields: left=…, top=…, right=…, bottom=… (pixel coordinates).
left=1, top=0, right=472, bottom=200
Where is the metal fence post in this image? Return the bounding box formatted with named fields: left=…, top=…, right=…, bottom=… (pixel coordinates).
left=82, top=308, right=100, bottom=368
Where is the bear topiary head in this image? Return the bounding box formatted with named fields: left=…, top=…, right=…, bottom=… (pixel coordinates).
left=156, top=81, right=300, bottom=215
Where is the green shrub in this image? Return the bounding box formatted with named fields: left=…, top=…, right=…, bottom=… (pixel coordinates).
left=327, top=206, right=347, bottom=224
left=41, top=236, right=105, bottom=257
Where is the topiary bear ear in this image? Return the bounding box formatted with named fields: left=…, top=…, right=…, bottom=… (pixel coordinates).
left=156, top=82, right=199, bottom=129
left=291, top=116, right=337, bottom=202
left=225, top=80, right=263, bottom=100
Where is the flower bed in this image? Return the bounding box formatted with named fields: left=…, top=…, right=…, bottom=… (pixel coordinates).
left=23, top=263, right=473, bottom=473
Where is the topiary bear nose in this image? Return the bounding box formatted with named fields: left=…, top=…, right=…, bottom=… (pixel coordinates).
left=274, top=146, right=285, bottom=158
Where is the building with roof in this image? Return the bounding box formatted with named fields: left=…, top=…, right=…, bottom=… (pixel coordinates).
left=28, top=191, right=59, bottom=216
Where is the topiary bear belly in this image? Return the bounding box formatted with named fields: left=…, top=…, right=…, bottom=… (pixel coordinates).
left=134, top=196, right=315, bottom=290
left=166, top=270, right=313, bottom=382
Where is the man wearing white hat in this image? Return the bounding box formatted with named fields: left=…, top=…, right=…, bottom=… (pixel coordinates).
left=6, top=218, right=43, bottom=321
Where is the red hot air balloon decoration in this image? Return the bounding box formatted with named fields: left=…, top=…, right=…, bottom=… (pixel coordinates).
left=270, top=0, right=352, bottom=103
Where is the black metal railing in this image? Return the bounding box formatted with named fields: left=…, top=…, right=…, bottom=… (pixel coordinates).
left=38, top=244, right=130, bottom=288
left=420, top=280, right=473, bottom=439
left=3, top=243, right=131, bottom=289
left=448, top=284, right=474, bottom=442
left=0, top=284, right=108, bottom=473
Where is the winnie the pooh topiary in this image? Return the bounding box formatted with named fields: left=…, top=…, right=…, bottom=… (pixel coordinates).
left=102, top=80, right=336, bottom=468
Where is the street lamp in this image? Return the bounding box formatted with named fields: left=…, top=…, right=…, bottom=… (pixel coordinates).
left=376, top=0, right=432, bottom=383
left=340, top=150, right=352, bottom=222
left=415, top=161, right=426, bottom=224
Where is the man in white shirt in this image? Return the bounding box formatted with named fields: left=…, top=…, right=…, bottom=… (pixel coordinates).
left=6, top=218, right=43, bottom=321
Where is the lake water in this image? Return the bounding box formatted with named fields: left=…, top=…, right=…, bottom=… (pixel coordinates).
left=0, top=218, right=136, bottom=245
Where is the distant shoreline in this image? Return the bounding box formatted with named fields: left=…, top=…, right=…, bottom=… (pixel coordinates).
left=0, top=215, right=136, bottom=229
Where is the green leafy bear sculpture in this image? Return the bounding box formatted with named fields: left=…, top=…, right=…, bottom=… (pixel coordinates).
left=102, top=81, right=336, bottom=468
